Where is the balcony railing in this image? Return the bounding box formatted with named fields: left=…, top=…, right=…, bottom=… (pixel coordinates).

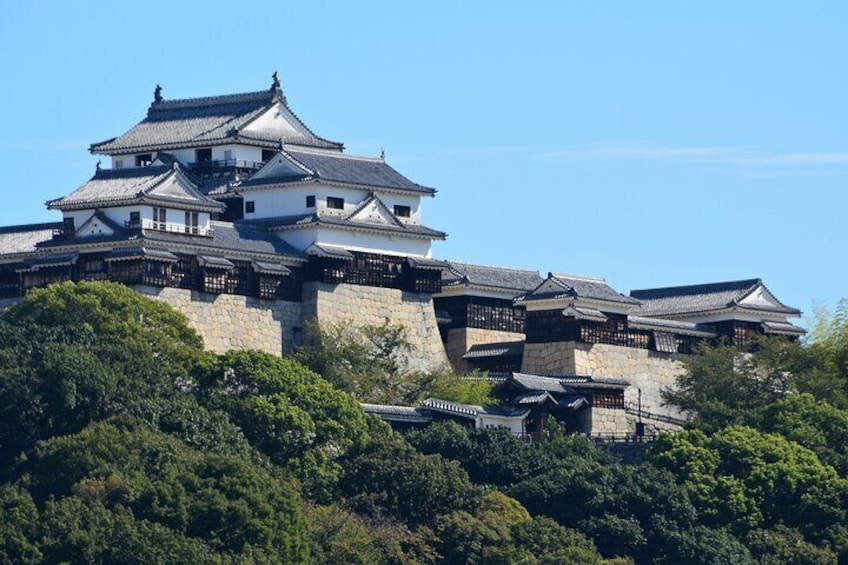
left=125, top=218, right=214, bottom=237
left=188, top=159, right=265, bottom=172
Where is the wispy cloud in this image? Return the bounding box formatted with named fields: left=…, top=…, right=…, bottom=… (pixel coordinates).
left=538, top=142, right=848, bottom=167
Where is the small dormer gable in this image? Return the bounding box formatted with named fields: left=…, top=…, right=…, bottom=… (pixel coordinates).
left=242, top=101, right=308, bottom=142
left=345, top=194, right=404, bottom=228
left=246, top=151, right=312, bottom=184
left=736, top=283, right=787, bottom=311
left=75, top=211, right=119, bottom=238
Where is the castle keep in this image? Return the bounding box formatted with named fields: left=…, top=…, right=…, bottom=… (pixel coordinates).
left=0, top=76, right=804, bottom=436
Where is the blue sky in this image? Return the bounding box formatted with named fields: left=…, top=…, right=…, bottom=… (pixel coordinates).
left=1, top=2, right=846, bottom=323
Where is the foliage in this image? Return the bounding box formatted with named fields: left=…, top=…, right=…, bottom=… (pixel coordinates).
left=196, top=349, right=370, bottom=499
left=304, top=503, right=437, bottom=565
left=423, top=368, right=498, bottom=405
left=663, top=337, right=806, bottom=431
left=293, top=319, right=420, bottom=402
left=339, top=429, right=479, bottom=526
left=651, top=426, right=848, bottom=553
left=3, top=419, right=309, bottom=563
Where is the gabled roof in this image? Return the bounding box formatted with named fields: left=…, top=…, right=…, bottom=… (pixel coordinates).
left=345, top=194, right=405, bottom=228
left=90, top=83, right=342, bottom=155
left=37, top=219, right=305, bottom=262
left=630, top=279, right=801, bottom=318
left=47, top=164, right=224, bottom=212
left=247, top=212, right=446, bottom=240
left=0, top=222, right=61, bottom=258
left=517, top=273, right=641, bottom=306
left=509, top=372, right=630, bottom=393
left=75, top=210, right=124, bottom=238
left=442, top=261, right=543, bottom=294
left=463, top=341, right=524, bottom=360
left=240, top=147, right=435, bottom=195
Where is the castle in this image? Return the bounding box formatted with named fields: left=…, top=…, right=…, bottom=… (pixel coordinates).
left=0, top=76, right=804, bottom=437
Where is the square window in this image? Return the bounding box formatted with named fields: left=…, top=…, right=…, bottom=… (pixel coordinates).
left=261, top=149, right=276, bottom=162
left=393, top=205, right=411, bottom=217
left=135, top=154, right=152, bottom=167
left=327, top=197, right=344, bottom=210
left=196, top=148, right=212, bottom=162
left=114, top=160, right=124, bottom=169
left=245, top=201, right=255, bottom=214
left=129, top=211, right=140, bottom=226
left=306, top=195, right=316, bottom=208
left=224, top=149, right=233, bottom=160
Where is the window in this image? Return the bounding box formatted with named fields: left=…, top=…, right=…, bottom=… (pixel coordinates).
left=261, top=149, right=276, bottom=162
left=114, top=160, right=124, bottom=169
left=245, top=201, right=255, bottom=214
left=223, top=149, right=232, bottom=160
left=195, top=148, right=212, bottom=163
left=135, top=154, right=153, bottom=167
left=393, top=205, right=411, bottom=217
left=327, top=197, right=344, bottom=210
left=62, top=217, right=75, bottom=234
left=306, top=195, right=316, bottom=208
left=129, top=211, right=140, bottom=226
left=185, top=211, right=199, bottom=234
left=153, top=207, right=167, bottom=230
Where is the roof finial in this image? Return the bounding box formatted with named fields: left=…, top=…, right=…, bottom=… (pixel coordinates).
left=154, top=84, right=163, bottom=104
left=96, top=160, right=101, bottom=172
left=270, top=71, right=287, bottom=104
left=278, top=138, right=284, bottom=151
left=380, top=147, right=385, bottom=160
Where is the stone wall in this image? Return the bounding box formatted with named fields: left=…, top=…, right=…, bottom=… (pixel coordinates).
left=522, top=341, right=690, bottom=423
left=444, top=327, right=525, bottom=373
left=576, top=406, right=631, bottom=435
left=134, top=286, right=302, bottom=356
left=302, top=282, right=448, bottom=373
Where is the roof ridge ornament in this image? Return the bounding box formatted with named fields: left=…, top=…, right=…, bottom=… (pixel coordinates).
left=270, top=71, right=287, bottom=105
left=154, top=84, right=163, bottom=104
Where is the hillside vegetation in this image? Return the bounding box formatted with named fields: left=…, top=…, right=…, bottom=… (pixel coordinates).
left=1, top=281, right=847, bottom=564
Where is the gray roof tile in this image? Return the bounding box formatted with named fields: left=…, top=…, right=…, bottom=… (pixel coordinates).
left=442, top=261, right=543, bottom=293
left=630, top=279, right=800, bottom=317
left=247, top=213, right=446, bottom=240
left=519, top=273, right=641, bottom=305
left=0, top=223, right=61, bottom=257
left=47, top=165, right=223, bottom=212
left=90, top=89, right=341, bottom=154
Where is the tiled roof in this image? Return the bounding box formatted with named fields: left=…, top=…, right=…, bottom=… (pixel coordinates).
left=239, top=148, right=435, bottom=194
left=442, top=261, right=543, bottom=293
left=286, top=149, right=434, bottom=194
left=510, top=372, right=629, bottom=392
left=47, top=165, right=223, bottom=212
left=510, top=373, right=580, bottom=394
left=248, top=213, right=446, bottom=240
left=105, top=246, right=178, bottom=263
left=517, top=273, right=640, bottom=306
left=561, top=305, right=608, bottom=322
left=627, top=315, right=717, bottom=338
left=90, top=88, right=341, bottom=154
left=0, top=223, right=61, bottom=257
left=630, top=279, right=801, bottom=317
left=761, top=321, right=806, bottom=336
left=463, top=341, right=524, bottom=359
left=361, top=403, right=434, bottom=423
left=142, top=220, right=305, bottom=260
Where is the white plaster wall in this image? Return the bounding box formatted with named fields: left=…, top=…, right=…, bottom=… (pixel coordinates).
left=242, top=103, right=303, bottom=138
left=67, top=206, right=210, bottom=235
left=303, top=281, right=448, bottom=373
left=276, top=225, right=431, bottom=258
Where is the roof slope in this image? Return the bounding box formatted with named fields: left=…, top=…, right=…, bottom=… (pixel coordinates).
left=247, top=213, right=446, bottom=240
left=47, top=165, right=224, bottom=212
left=0, top=223, right=61, bottom=257
left=241, top=148, right=435, bottom=194
left=90, top=86, right=342, bottom=154
left=519, top=273, right=640, bottom=305
left=631, top=279, right=800, bottom=317
left=442, top=261, right=543, bottom=293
